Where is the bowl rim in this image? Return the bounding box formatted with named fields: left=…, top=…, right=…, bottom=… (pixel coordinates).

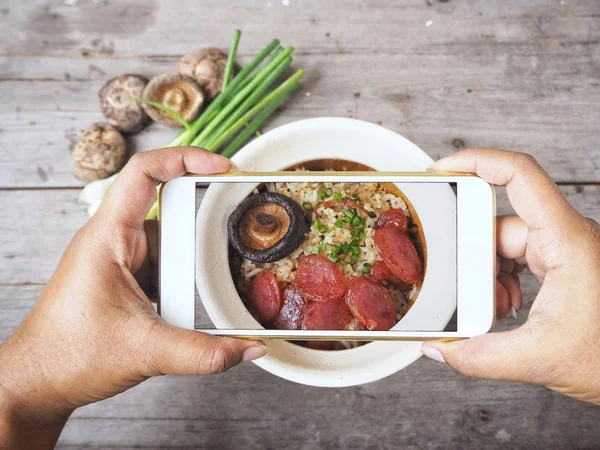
left=195, top=117, right=456, bottom=387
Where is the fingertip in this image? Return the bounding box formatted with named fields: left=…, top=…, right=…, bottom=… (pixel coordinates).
left=420, top=343, right=447, bottom=364
left=241, top=345, right=271, bottom=362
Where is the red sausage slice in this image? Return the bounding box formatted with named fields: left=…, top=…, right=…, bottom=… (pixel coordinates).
left=295, top=254, right=347, bottom=302
left=369, top=261, right=413, bottom=292
left=301, top=300, right=352, bottom=331
left=345, top=277, right=397, bottom=331
left=247, top=270, right=282, bottom=323
left=374, top=227, right=423, bottom=285
left=271, top=285, right=307, bottom=330
left=376, top=209, right=408, bottom=232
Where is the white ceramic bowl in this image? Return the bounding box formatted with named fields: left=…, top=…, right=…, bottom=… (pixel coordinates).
left=196, top=117, right=456, bottom=387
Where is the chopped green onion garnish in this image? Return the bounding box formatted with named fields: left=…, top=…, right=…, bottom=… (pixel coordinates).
left=352, top=216, right=364, bottom=227
left=312, top=247, right=318, bottom=254
left=333, top=192, right=343, bottom=201
left=351, top=246, right=361, bottom=255
left=328, top=253, right=340, bottom=263
left=319, top=241, right=328, bottom=252
left=344, top=209, right=355, bottom=219
left=335, top=219, right=344, bottom=228
left=351, top=253, right=360, bottom=261
left=313, top=219, right=321, bottom=229
left=343, top=217, right=351, bottom=223
left=302, top=202, right=313, bottom=211
left=352, top=193, right=361, bottom=201
left=340, top=244, right=351, bottom=254
left=318, top=225, right=328, bottom=234
left=359, top=232, right=366, bottom=241
left=331, top=245, right=341, bottom=255
left=326, top=187, right=333, bottom=196
left=362, top=263, right=372, bottom=274
left=318, top=189, right=326, bottom=199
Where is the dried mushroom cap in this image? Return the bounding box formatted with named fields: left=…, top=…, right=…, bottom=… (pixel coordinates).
left=179, top=48, right=233, bottom=100
left=72, top=122, right=127, bottom=183
left=141, top=73, right=204, bottom=128
left=239, top=203, right=291, bottom=250
left=99, top=74, right=149, bottom=134
left=227, top=192, right=308, bottom=263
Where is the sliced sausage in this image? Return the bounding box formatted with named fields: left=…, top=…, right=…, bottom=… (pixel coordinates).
left=270, top=285, right=307, bottom=330
left=301, top=300, right=353, bottom=331
left=345, top=276, right=397, bottom=331
left=295, top=254, right=347, bottom=301
left=374, top=227, right=423, bottom=285
left=247, top=270, right=282, bottom=323
left=376, top=209, right=408, bottom=232
left=369, top=261, right=413, bottom=292
left=320, top=198, right=376, bottom=218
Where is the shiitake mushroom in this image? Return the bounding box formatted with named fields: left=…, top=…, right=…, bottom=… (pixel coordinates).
left=99, top=74, right=149, bottom=134
left=141, top=73, right=205, bottom=128
left=72, top=122, right=127, bottom=183
left=179, top=48, right=233, bottom=101
left=228, top=192, right=308, bottom=263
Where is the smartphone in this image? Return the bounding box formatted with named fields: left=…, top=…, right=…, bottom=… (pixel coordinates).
left=159, top=172, right=495, bottom=343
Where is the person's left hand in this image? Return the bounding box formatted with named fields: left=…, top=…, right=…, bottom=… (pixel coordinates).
left=0, top=147, right=268, bottom=448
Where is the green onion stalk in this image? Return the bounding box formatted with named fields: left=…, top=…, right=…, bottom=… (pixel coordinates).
left=79, top=29, right=304, bottom=220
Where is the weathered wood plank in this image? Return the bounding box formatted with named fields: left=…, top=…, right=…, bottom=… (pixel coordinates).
left=0, top=0, right=599, bottom=187
left=1, top=0, right=598, bottom=58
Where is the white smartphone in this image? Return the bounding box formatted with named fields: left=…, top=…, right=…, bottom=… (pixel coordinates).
left=159, top=171, right=495, bottom=345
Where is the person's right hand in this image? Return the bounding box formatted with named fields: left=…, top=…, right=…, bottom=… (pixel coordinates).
left=421, top=149, right=600, bottom=405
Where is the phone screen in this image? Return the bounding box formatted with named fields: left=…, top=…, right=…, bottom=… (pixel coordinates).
left=193, top=178, right=458, bottom=348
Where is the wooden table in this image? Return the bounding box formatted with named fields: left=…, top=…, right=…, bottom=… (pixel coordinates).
left=1, top=0, right=600, bottom=448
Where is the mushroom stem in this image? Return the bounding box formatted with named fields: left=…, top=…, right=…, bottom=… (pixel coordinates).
left=222, top=29, right=241, bottom=92
left=190, top=47, right=294, bottom=147
left=169, top=38, right=280, bottom=147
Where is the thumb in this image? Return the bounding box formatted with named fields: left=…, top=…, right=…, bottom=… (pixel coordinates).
left=147, top=323, right=270, bottom=376
left=421, top=327, right=545, bottom=382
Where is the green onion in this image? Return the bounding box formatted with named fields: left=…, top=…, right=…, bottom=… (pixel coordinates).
left=351, top=253, right=360, bottom=261
left=340, top=244, right=351, bottom=254
left=319, top=225, right=328, bottom=234
left=352, top=193, right=361, bottom=201
left=313, top=219, right=321, bottom=229
left=317, top=189, right=326, bottom=199
left=319, top=241, right=328, bottom=252
left=344, top=209, right=355, bottom=219
left=330, top=245, right=341, bottom=255
left=362, top=263, right=372, bottom=274
left=359, top=232, right=366, bottom=241
left=325, top=187, right=333, bottom=197
left=170, top=38, right=281, bottom=147
left=333, top=192, right=343, bottom=201
left=352, top=216, right=364, bottom=227
left=312, top=247, right=318, bottom=254
left=221, top=29, right=241, bottom=91
left=343, top=217, right=351, bottom=223
left=335, top=219, right=344, bottom=228
left=133, top=98, right=192, bottom=131
left=328, top=253, right=340, bottom=263
left=351, top=246, right=361, bottom=255
left=302, top=202, right=313, bottom=211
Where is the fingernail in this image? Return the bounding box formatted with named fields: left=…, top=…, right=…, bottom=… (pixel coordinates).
left=425, top=163, right=436, bottom=172
left=509, top=305, right=518, bottom=319
left=421, top=344, right=446, bottom=364
left=242, top=345, right=271, bottom=362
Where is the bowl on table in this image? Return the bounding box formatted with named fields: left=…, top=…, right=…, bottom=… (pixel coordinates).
left=196, top=117, right=455, bottom=387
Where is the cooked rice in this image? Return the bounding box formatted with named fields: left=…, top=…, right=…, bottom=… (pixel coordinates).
left=237, top=181, right=419, bottom=322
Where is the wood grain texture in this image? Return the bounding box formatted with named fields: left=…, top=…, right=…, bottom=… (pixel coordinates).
left=0, top=0, right=599, bottom=187
left=1, top=0, right=600, bottom=448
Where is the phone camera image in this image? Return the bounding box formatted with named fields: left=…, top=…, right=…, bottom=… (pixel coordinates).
left=193, top=176, right=458, bottom=349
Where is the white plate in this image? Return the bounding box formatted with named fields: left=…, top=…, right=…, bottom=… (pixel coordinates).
left=196, top=117, right=455, bottom=387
